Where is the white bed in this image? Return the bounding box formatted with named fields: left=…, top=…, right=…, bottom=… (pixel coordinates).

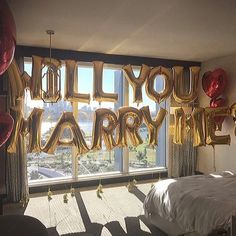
left=143, top=172, right=236, bottom=236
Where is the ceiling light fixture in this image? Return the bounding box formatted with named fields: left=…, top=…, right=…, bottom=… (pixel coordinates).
left=41, top=29, right=61, bottom=103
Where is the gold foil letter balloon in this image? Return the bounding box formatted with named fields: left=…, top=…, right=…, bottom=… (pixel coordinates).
left=230, top=103, right=236, bottom=136
left=65, top=60, right=90, bottom=103
left=7, top=59, right=25, bottom=99
left=141, top=106, right=167, bottom=146
left=91, top=108, right=118, bottom=151
left=123, top=64, right=150, bottom=105
left=145, top=66, right=173, bottom=104
left=93, top=61, right=118, bottom=103
left=173, top=107, right=185, bottom=145
left=7, top=107, right=45, bottom=153
left=42, top=112, right=89, bottom=155
left=7, top=104, right=23, bottom=153
left=23, top=108, right=44, bottom=153
left=230, top=103, right=236, bottom=118
left=31, top=55, right=43, bottom=100
left=30, top=55, right=62, bottom=102
left=192, top=107, right=205, bottom=147
left=172, top=66, right=200, bottom=104
left=173, top=107, right=206, bottom=146
left=117, top=107, right=143, bottom=147
left=205, top=107, right=231, bottom=145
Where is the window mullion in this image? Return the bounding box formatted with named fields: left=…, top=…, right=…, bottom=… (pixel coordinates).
left=114, top=70, right=129, bottom=173
left=72, top=102, right=78, bottom=180
left=123, top=73, right=129, bottom=174
left=155, top=75, right=168, bottom=168
left=72, top=64, right=79, bottom=180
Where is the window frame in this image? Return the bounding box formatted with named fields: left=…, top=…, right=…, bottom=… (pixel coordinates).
left=23, top=58, right=168, bottom=186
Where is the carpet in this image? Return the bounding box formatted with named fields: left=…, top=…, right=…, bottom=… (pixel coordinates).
left=5, top=182, right=167, bottom=236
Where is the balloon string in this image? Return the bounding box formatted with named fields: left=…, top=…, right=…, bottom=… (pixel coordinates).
left=213, top=146, right=216, bottom=172
left=48, top=201, right=51, bottom=226
left=49, top=33, right=52, bottom=64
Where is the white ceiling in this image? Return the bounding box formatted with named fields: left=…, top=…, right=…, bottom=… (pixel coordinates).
left=8, top=0, right=236, bottom=62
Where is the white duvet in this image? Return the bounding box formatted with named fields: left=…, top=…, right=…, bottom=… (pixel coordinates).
left=143, top=172, right=236, bottom=235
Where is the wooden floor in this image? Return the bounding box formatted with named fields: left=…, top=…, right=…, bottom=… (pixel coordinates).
left=4, top=181, right=167, bottom=236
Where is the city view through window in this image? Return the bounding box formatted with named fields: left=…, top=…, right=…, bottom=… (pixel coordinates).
left=24, top=61, right=167, bottom=183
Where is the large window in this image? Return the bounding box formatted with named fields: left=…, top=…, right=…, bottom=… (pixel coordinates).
left=24, top=60, right=167, bottom=184
left=76, top=66, right=122, bottom=176
left=25, top=64, right=73, bottom=181
left=128, top=70, right=167, bottom=171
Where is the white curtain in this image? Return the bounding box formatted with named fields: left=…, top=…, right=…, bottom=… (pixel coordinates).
left=168, top=68, right=198, bottom=178
left=6, top=58, right=29, bottom=203
left=169, top=129, right=197, bottom=177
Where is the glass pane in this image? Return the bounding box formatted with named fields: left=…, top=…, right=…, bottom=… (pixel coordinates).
left=128, top=69, right=166, bottom=171
left=77, top=65, right=122, bottom=175
left=24, top=62, right=73, bottom=182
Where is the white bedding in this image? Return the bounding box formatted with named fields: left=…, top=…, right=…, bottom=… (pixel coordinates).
left=143, top=172, right=236, bottom=235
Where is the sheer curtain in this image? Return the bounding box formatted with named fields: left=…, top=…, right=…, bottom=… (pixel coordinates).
left=169, top=127, right=197, bottom=177
left=168, top=69, right=198, bottom=178
left=6, top=57, right=29, bottom=203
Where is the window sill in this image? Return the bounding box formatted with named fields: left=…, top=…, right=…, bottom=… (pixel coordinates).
left=29, top=167, right=167, bottom=194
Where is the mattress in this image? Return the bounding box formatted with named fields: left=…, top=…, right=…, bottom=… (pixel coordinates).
left=143, top=171, right=236, bottom=235
left=147, top=212, right=201, bottom=236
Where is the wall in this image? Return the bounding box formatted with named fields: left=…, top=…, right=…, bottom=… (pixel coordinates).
left=197, top=54, right=236, bottom=174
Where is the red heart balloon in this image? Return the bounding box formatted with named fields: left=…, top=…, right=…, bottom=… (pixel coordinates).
left=210, top=97, right=226, bottom=108
left=202, top=68, right=227, bottom=98
left=0, top=0, right=16, bottom=76
left=202, top=71, right=212, bottom=96
left=210, top=97, right=226, bottom=128
left=0, top=112, right=14, bottom=148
